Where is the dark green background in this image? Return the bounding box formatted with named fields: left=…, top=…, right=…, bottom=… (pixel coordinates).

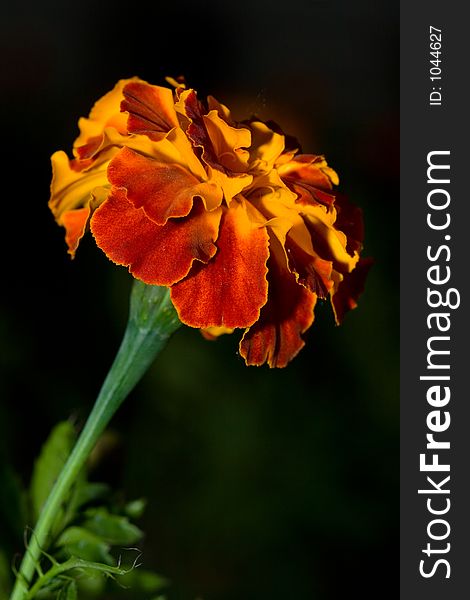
left=0, top=0, right=398, bottom=598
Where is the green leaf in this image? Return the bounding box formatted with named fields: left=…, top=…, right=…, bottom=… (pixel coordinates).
left=61, top=481, right=109, bottom=533
left=56, top=527, right=114, bottom=565
left=30, top=422, right=76, bottom=522
left=117, top=568, right=169, bottom=593
left=76, top=568, right=106, bottom=597
left=74, top=483, right=109, bottom=509
left=124, top=498, right=147, bottom=519
left=82, top=508, right=143, bottom=545
left=57, top=581, right=77, bottom=600
left=58, top=468, right=87, bottom=534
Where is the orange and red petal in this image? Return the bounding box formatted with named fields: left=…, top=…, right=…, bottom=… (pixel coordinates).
left=175, top=89, right=205, bottom=130
left=288, top=180, right=336, bottom=209
left=278, top=155, right=339, bottom=208
left=50, top=150, right=112, bottom=219
left=331, top=257, right=373, bottom=325
left=203, top=110, right=251, bottom=172
left=207, top=95, right=233, bottom=124
left=61, top=207, right=91, bottom=257
left=175, top=89, right=219, bottom=166
left=302, top=209, right=358, bottom=275
left=121, top=80, right=179, bottom=140
left=278, top=154, right=339, bottom=187
left=170, top=200, right=269, bottom=329
left=74, top=136, right=104, bottom=161
left=285, top=232, right=333, bottom=298
left=333, top=192, right=365, bottom=256
left=247, top=121, right=285, bottom=174
left=239, top=235, right=316, bottom=368
left=200, top=325, right=235, bottom=340
left=74, top=78, right=137, bottom=150
left=91, top=189, right=222, bottom=286
left=108, top=147, right=221, bottom=225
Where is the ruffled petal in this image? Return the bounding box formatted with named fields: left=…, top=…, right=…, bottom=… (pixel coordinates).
left=200, top=325, right=234, bottom=340
left=247, top=169, right=297, bottom=205
left=248, top=188, right=335, bottom=298
left=74, top=78, right=138, bottom=151
left=206, top=166, right=253, bottom=204
left=61, top=207, right=90, bottom=257
left=75, top=125, right=168, bottom=162
left=278, top=154, right=338, bottom=208
left=58, top=186, right=110, bottom=257
left=203, top=110, right=251, bottom=172
left=170, top=199, right=269, bottom=329
left=91, top=189, right=222, bottom=286
left=278, top=154, right=339, bottom=187
left=165, top=127, right=209, bottom=180
left=290, top=180, right=336, bottom=209
left=247, top=121, right=285, bottom=174
left=165, top=75, right=187, bottom=91
left=207, top=95, right=233, bottom=124
left=121, top=80, right=179, bottom=140
left=175, top=89, right=220, bottom=166
left=84, top=126, right=209, bottom=181
left=50, top=150, right=112, bottom=219
left=285, top=228, right=333, bottom=297
left=240, top=234, right=316, bottom=368
left=331, top=257, right=373, bottom=324
left=333, top=192, right=365, bottom=256
left=108, top=147, right=222, bottom=225
left=301, top=205, right=359, bottom=274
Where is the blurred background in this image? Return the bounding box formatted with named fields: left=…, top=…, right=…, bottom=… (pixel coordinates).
left=0, top=0, right=398, bottom=598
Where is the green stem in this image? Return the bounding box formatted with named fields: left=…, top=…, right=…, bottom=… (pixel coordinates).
left=25, top=557, right=129, bottom=600
left=10, top=281, right=181, bottom=600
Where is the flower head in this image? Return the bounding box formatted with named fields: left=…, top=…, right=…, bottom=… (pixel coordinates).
left=50, top=77, right=371, bottom=367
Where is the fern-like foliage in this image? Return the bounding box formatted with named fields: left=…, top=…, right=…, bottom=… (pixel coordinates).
left=1, top=422, right=168, bottom=600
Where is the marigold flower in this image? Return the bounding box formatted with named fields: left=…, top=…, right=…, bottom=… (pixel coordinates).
left=50, top=77, right=371, bottom=367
